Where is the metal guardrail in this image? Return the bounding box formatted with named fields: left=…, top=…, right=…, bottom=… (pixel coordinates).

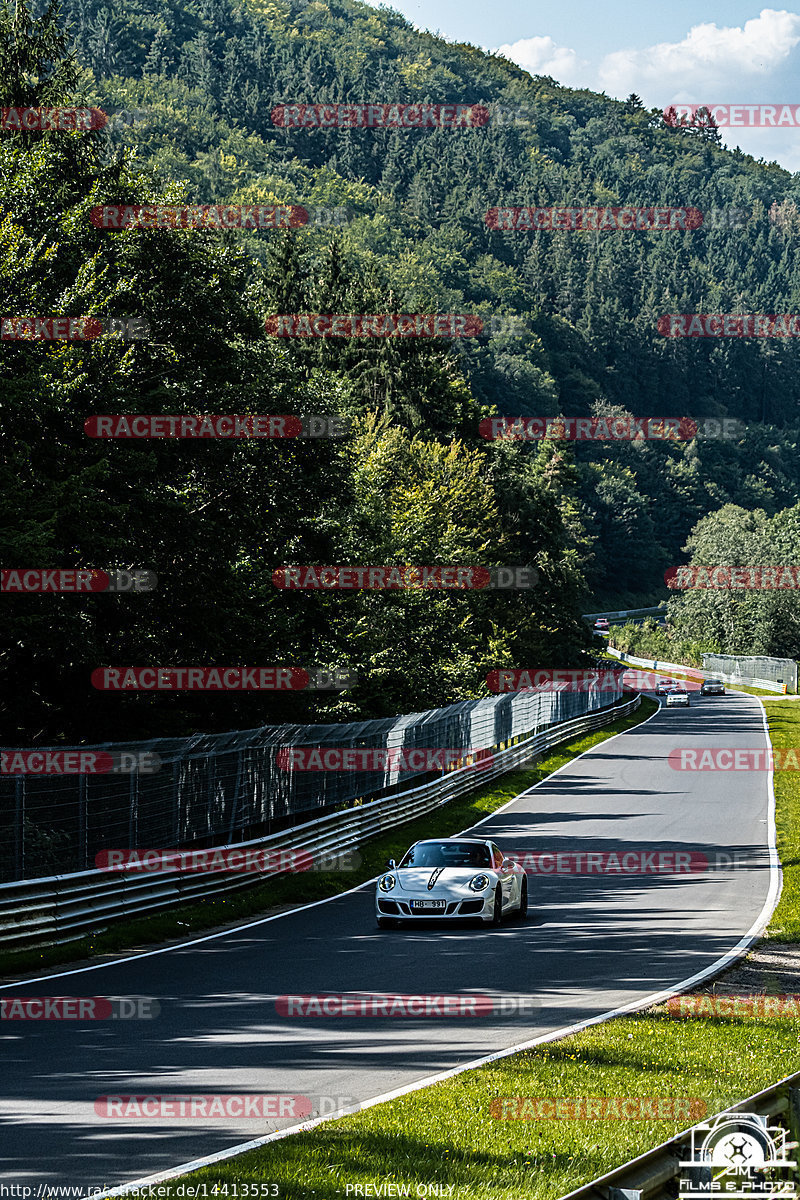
left=605, top=647, right=704, bottom=677
left=0, top=696, right=640, bottom=949
left=558, top=1068, right=800, bottom=1200
left=583, top=607, right=666, bottom=621
left=724, top=676, right=788, bottom=693
left=606, top=647, right=789, bottom=693
left=2, top=682, right=608, bottom=883
left=704, top=653, right=797, bottom=695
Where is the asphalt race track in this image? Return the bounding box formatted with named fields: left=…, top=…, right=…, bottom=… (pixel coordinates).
left=0, top=692, right=779, bottom=1193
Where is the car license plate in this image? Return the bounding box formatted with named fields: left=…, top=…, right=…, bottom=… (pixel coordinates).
left=411, top=899, right=446, bottom=910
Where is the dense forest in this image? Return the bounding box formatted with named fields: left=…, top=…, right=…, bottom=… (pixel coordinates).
left=3, top=0, right=800, bottom=742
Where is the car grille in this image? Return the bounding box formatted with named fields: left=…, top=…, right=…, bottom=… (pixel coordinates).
left=404, top=901, right=460, bottom=915
left=380, top=899, right=482, bottom=916
left=379, top=897, right=484, bottom=912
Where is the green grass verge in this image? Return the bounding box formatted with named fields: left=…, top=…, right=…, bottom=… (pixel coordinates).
left=0, top=697, right=654, bottom=980
left=152, top=1012, right=800, bottom=1200
left=764, top=700, right=800, bottom=941
left=144, top=689, right=800, bottom=1200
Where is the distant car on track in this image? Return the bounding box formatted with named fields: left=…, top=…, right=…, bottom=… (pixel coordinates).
left=594, top=618, right=610, bottom=631
left=665, top=687, right=690, bottom=707
left=701, top=678, right=725, bottom=695
left=655, top=678, right=677, bottom=695
left=376, top=837, right=527, bottom=929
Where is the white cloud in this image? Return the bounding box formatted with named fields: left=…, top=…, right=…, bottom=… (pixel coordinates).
left=491, top=35, right=588, bottom=87
left=598, top=9, right=800, bottom=99
left=491, top=10, right=800, bottom=170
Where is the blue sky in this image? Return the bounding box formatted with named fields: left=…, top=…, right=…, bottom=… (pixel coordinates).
left=368, top=1, right=800, bottom=171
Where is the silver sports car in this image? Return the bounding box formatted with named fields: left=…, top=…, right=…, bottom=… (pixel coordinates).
left=375, top=837, right=527, bottom=928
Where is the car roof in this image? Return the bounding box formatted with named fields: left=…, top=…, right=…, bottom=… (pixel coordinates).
left=413, top=837, right=489, bottom=847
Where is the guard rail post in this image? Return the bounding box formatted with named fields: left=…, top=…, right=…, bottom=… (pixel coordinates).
left=0, top=694, right=639, bottom=949
left=78, top=775, right=88, bottom=870
left=14, top=776, right=24, bottom=882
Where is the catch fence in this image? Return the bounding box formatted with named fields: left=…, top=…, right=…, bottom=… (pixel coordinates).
left=702, top=654, right=797, bottom=693
left=0, top=681, right=621, bottom=883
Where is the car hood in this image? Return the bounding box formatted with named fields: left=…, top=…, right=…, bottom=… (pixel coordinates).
left=392, top=867, right=491, bottom=892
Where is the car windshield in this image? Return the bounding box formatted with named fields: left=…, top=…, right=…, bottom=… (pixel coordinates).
left=399, top=842, right=491, bottom=868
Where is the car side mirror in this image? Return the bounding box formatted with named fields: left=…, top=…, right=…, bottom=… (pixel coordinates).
left=386, top=859, right=396, bottom=869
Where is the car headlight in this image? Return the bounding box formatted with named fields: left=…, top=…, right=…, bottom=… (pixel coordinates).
left=379, top=874, right=396, bottom=892
left=469, top=873, right=491, bottom=892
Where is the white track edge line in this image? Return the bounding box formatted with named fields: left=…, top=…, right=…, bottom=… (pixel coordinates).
left=93, top=692, right=782, bottom=1198
left=2, top=699, right=644, bottom=988
left=460, top=693, right=659, bottom=831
